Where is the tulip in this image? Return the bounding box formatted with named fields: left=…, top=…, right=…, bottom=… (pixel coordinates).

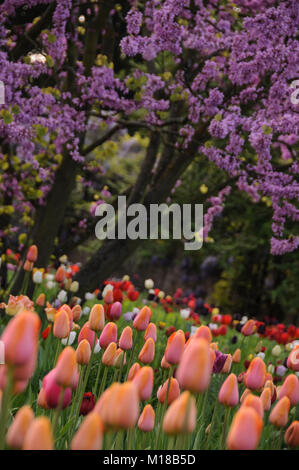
left=102, top=342, right=117, bottom=366
left=164, top=330, right=185, bottom=365
left=163, top=391, right=196, bottom=435
left=89, top=304, right=105, bottom=331
left=227, top=407, right=263, bottom=450
left=55, top=266, right=65, bottom=283
left=99, top=322, right=117, bottom=349
left=284, top=421, right=299, bottom=448
left=133, top=306, right=151, bottom=331
left=37, top=388, right=49, bottom=409
left=157, top=377, right=180, bottom=405
left=278, top=374, right=299, bottom=406
left=232, top=349, right=241, bottom=363
left=144, top=323, right=157, bottom=342
left=241, top=319, right=256, bottom=336
left=139, top=338, right=155, bottom=364
left=218, top=373, right=239, bottom=407
left=70, top=281, right=79, bottom=293
left=42, top=369, right=72, bottom=409
left=26, top=245, right=38, bottom=262
left=6, top=405, right=34, bottom=449
left=272, top=345, right=281, bottom=357
left=264, top=379, right=277, bottom=404
left=96, top=382, right=139, bottom=429
left=132, top=366, right=154, bottom=401
left=104, top=289, right=114, bottom=304
left=110, top=302, right=122, bottom=321
left=244, top=357, right=266, bottom=390
left=193, top=325, right=212, bottom=343
left=138, top=404, right=155, bottom=432
left=241, top=394, right=264, bottom=419
left=113, top=348, right=126, bottom=368
left=260, top=387, right=271, bottom=411
left=119, top=326, right=133, bottom=350
left=240, top=388, right=251, bottom=403
left=23, top=260, right=33, bottom=272
left=127, top=362, right=140, bottom=381
left=72, top=305, right=81, bottom=322
left=176, top=338, right=211, bottom=393
left=36, top=293, right=45, bottom=307
left=144, top=279, right=154, bottom=290
left=221, top=354, right=232, bottom=374
left=269, top=396, right=290, bottom=427
left=54, top=346, right=78, bottom=388
left=78, top=322, right=96, bottom=349
left=161, top=355, right=171, bottom=369
left=287, top=346, right=299, bottom=371
left=80, top=392, right=96, bottom=416
left=71, top=412, right=103, bottom=450
left=53, top=310, right=70, bottom=339
left=76, top=339, right=91, bottom=365
left=23, top=417, right=53, bottom=450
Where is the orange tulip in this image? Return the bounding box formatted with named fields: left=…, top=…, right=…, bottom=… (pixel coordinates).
left=71, top=412, right=104, bottom=450
left=260, top=387, right=271, bottom=411
left=284, top=421, right=299, bottom=448
left=176, top=338, right=211, bottom=393
left=227, top=407, right=263, bottom=450
left=78, top=321, right=96, bottom=349
left=113, top=348, right=126, bottom=368
left=161, top=355, right=171, bottom=369
left=139, top=338, right=155, bottom=364
left=119, top=326, right=133, bottom=350
left=240, top=388, right=251, bottom=404
left=36, top=293, right=45, bottom=307
left=53, top=310, right=70, bottom=339
left=37, top=388, right=49, bottom=409
left=241, top=319, right=256, bottom=336
left=76, top=339, right=91, bottom=365
left=138, top=404, right=155, bottom=432
left=104, top=289, right=114, bottom=305
left=55, top=346, right=78, bottom=388
left=278, top=374, right=299, bottom=406
left=102, top=382, right=139, bottom=429
left=164, top=330, right=185, bottom=365
left=210, top=342, right=218, bottom=351
left=157, top=377, right=180, bottom=405
left=241, top=394, right=264, bottom=419
left=163, top=391, right=196, bottom=435
left=232, top=349, right=241, bottom=363
left=269, top=396, right=290, bottom=427
left=26, top=245, right=38, bottom=262
left=99, top=322, right=117, bottom=349
left=102, top=342, right=117, bottom=366
left=244, top=357, right=266, bottom=390
left=23, top=260, right=33, bottom=272
left=55, top=266, right=65, bottom=283
left=132, top=366, right=154, bottom=401
left=6, top=405, right=34, bottom=449
left=218, top=373, right=239, bottom=407
left=222, top=354, right=232, bottom=374
left=23, top=417, right=54, bottom=450
left=193, top=325, right=212, bottom=343
left=144, top=323, right=157, bottom=342
left=89, top=304, right=105, bottom=332
left=133, top=306, right=152, bottom=331
left=127, top=362, right=141, bottom=381
left=71, top=305, right=82, bottom=322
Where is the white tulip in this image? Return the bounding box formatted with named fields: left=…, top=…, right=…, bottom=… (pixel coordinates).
left=61, top=331, right=76, bottom=346
left=145, top=279, right=154, bottom=290
left=82, top=306, right=90, bottom=316
left=85, top=292, right=95, bottom=300
left=57, top=290, right=67, bottom=303
left=33, top=270, right=43, bottom=284
left=180, top=308, right=191, bottom=319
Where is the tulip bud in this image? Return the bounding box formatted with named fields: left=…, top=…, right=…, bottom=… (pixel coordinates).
left=104, top=290, right=114, bottom=305
left=164, top=330, right=185, bottom=365
left=144, top=323, right=157, bottom=342
left=89, top=304, right=105, bottom=331
left=55, top=266, right=65, bottom=283
left=71, top=412, right=103, bottom=450
left=232, top=349, right=241, bottom=364
left=76, top=339, right=91, bottom=365
left=272, top=345, right=281, bottom=357
left=157, top=377, right=180, bottom=405
left=144, top=279, right=154, bottom=290
left=227, top=407, right=263, bottom=450
left=42, top=369, right=72, bottom=409
left=218, top=373, right=239, bottom=407
left=161, top=355, right=171, bottom=369
left=241, top=394, right=264, bottom=419
left=133, top=306, right=152, bottom=331
left=127, top=362, right=140, bottom=381
left=163, top=391, right=196, bottom=435
left=53, top=310, right=70, bottom=339
left=119, top=326, right=133, bottom=350
left=26, top=245, right=38, bottom=263
left=244, top=357, right=266, bottom=390
left=110, top=302, right=122, bottom=321
left=278, top=374, right=299, bottom=406
left=36, top=293, right=45, bottom=307
left=176, top=338, right=211, bottom=393
left=132, top=366, right=154, bottom=401
left=241, top=319, right=256, bottom=336
left=24, top=260, right=33, bottom=272
left=260, top=387, right=271, bottom=411
left=269, top=396, right=290, bottom=427
left=102, top=342, right=117, bottom=366
left=287, top=346, right=299, bottom=372
left=284, top=420, right=299, bottom=448
left=6, top=405, right=34, bottom=449
left=78, top=322, right=96, bottom=349
left=240, top=388, right=251, bottom=404
left=113, top=348, right=126, bottom=368
left=98, top=382, right=139, bottom=429
left=23, top=417, right=53, bottom=450
left=138, top=338, right=155, bottom=364
left=70, top=281, right=79, bottom=293
left=37, top=388, right=49, bottom=409
left=222, top=354, right=232, bottom=374
left=138, top=404, right=155, bottom=432
left=99, top=322, right=117, bottom=349
left=55, top=346, right=78, bottom=388
left=193, top=325, right=212, bottom=343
